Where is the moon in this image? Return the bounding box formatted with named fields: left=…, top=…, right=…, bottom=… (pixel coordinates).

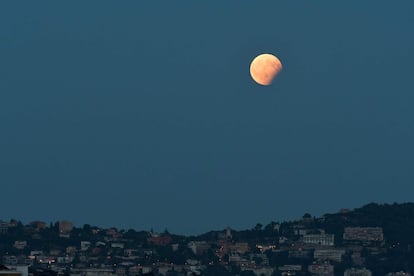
left=250, top=53, right=282, bottom=86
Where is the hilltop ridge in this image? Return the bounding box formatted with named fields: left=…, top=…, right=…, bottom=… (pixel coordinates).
left=1, top=202, right=414, bottom=275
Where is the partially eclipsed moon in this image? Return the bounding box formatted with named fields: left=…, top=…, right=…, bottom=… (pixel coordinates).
left=250, top=53, right=282, bottom=86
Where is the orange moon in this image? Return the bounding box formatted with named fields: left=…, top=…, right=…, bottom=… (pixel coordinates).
left=250, top=53, right=282, bottom=86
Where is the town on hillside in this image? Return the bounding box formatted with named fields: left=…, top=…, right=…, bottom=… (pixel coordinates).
left=1, top=203, right=414, bottom=276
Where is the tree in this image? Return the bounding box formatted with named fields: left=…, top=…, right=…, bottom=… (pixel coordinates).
left=254, top=223, right=263, bottom=231
left=302, top=213, right=312, bottom=219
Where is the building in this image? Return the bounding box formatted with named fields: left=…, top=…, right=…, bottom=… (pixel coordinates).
left=226, top=227, right=233, bottom=240
left=147, top=233, right=172, bottom=245
left=256, top=244, right=277, bottom=252
left=344, top=267, right=372, bottom=276
left=249, top=267, right=274, bottom=276
left=2, top=256, right=18, bottom=266
left=188, top=241, right=211, bottom=255
left=0, top=221, right=10, bottom=234
left=128, top=266, right=141, bottom=276
left=2, top=266, right=27, bottom=276
left=303, top=234, right=334, bottom=246
left=226, top=242, right=249, bottom=254
left=81, top=241, right=91, bottom=251
left=13, top=241, right=27, bottom=250
left=66, top=246, right=77, bottom=255
left=0, top=265, right=23, bottom=276
left=308, top=262, right=334, bottom=276
left=59, top=220, right=73, bottom=237
left=157, top=265, right=173, bottom=276
left=111, top=242, right=125, bottom=249
left=314, top=249, right=345, bottom=263
left=0, top=272, right=22, bottom=276
left=343, top=227, right=383, bottom=242
left=70, top=268, right=115, bottom=275
left=289, top=249, right=312, bottom=259
left=279, top=265, right=302, bottom=271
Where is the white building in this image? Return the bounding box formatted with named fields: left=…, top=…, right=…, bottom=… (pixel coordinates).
left=303, top=234, right=334, bottom=246
left=111, top=242, right=124, bottom=249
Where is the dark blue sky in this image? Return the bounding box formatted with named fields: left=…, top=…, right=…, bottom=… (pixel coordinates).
left=1, top=1, right=414, bottom=234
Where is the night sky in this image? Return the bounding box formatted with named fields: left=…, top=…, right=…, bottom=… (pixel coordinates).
left=1, top=2, right=414, bottom=234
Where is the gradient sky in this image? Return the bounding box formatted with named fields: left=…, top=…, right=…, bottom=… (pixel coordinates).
left=1, top=1, right=414, bottom=235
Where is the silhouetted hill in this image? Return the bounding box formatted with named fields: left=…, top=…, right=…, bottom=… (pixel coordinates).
left=322, top=202, right=414, bottom=244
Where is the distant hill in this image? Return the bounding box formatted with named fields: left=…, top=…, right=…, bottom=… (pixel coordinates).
left=322, top=202, right=414, bottom=244
left=195, top=202, right=414, bottom=246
